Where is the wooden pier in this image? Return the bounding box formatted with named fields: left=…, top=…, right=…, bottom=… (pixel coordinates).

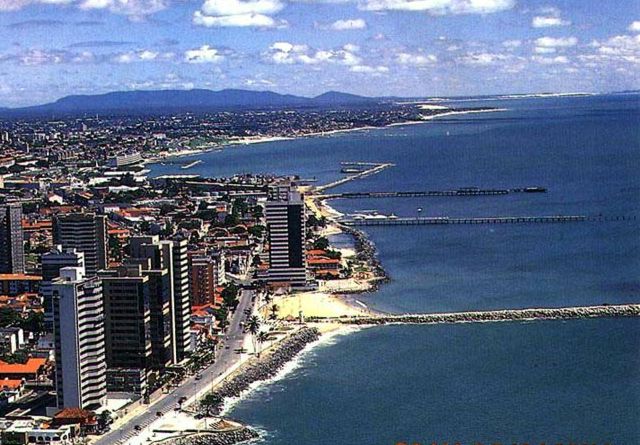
left=319, top=186, right=546, bottom=200
left=342, top=215, right=637, bottom=226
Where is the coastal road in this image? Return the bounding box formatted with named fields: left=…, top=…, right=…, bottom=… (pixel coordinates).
left=95, top=289, right=256, bottom=445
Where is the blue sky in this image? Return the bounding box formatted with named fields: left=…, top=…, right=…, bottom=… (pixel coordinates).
left=0, top=0, right=638, bottom=106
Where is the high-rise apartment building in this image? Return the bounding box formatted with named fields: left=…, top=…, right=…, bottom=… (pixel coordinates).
left=129, top=235, right=192, bottom=364
left=0, top=203, right=25, bottom=274
left=188, top=251, right=225, bottom=306
left=52, top=213, right=107, bottom=277
left=266, top=191, right=308, bottom=287
left=170, top=237, right=192, bottom=362
left=52, top=266, right=107, bottom=410
left=101, top=264, right=152, bottom=395
left=41, top=247, right=85, bottom=331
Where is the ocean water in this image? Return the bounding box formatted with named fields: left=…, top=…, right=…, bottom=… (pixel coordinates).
left=149, top=94, right=640, bottom=443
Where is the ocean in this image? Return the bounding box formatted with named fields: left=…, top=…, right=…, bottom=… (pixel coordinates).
left=149, top=94, right=640, bottom=444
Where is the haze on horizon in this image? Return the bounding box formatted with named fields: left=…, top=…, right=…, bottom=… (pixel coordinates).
left=0, top=0, right=638, bottom=107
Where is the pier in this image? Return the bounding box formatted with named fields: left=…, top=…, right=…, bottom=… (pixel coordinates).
left=315, top=162, right=395, bottom=192
left=321, top=303, right=640, bottom=326
left=341, top=215, right=636, bottom=226
left=319, top=186, right=546, bottom=200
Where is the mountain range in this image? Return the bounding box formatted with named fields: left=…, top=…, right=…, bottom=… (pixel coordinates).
left=0, top=89, right=381, bottom=117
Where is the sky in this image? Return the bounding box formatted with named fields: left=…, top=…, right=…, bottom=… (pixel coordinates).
left=0, top=0, right=638, bottom=107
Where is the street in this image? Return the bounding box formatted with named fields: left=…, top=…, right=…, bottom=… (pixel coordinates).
left=94, top=289, right=256, bottom=445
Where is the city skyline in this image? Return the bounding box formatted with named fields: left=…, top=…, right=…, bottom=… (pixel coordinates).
left=0, top=0, right=638, bottom=106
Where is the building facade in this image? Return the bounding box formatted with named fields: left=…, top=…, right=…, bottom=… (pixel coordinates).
left=41, top=247, right=85, bottom=331
left=101, top=265, right=152, bottom=395
left=52, top=213, right=107, bottom=277
left=0, top=203, right=25, bottom=274
left=52, top=266, right=107, bottom=410
left=266, top=191, right=308, bottom=287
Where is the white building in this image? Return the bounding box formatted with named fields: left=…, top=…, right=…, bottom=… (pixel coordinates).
left=52, top=266, right=107, bottom=410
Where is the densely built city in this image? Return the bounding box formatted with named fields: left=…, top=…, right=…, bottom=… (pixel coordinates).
left=0, top=108, right=370, bottom=444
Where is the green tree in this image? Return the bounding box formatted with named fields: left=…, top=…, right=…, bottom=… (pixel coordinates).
left=244, top=315, right=261, bottom=354
left=313, top=237, right=330, bottom=250
left=256, top=331, right=269, bottom=357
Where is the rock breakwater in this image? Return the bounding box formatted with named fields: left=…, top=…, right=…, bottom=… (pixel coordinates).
left=335, top=304, right=640, bottom=325
left=159, top=428, right=259, bottom=445
left=199, top=327, right=321, bottom=417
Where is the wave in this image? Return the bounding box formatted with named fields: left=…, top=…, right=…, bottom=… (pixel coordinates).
left=220, top=326, right=364, bottom=416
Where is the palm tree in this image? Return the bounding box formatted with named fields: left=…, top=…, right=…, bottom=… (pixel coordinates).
left=264, top=290, right=273, bottom=305
left=244, top=315, right=261, bottom=354
left=256, top=331, right=269, bottom=357
left=269, top=304, right=279, bottom=321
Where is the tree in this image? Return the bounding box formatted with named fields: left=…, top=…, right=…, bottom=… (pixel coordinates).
left=221, top=284, right=240, bottom=310
left=97, top=410, right=113, bottom=431
left=0, top=307, right=19, bottom=328
left=244, top=315, right=261, bottom=354
left=256, top=331, right=269, bottom=357
left=269, top=304, right=279, bottom=321
left=313, top=237, right=330, bottom=250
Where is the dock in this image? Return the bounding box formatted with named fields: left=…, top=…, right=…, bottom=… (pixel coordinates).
left=315, top=162, right=395, bottom=192
left=341, top=215, right=636, bottom=226
left=319, top=186, right=546, bottom=200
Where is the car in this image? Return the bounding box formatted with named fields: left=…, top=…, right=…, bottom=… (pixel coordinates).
left=134, top=425, right=142, bottom=431
left=195, top=374, right=202, bottom=380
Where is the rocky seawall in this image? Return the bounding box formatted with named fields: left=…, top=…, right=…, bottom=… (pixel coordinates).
left=339, top=223, right=389, bottom=291
left=199, top=327, right=321, bottom=417
left=337, top=304, right=640, bottom=325
left=158, top=428, right=259, bottom=445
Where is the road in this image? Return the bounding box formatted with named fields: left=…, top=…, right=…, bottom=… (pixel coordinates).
left=95, top=289, right=256, bottom=445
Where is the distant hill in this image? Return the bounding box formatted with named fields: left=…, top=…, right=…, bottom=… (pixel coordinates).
left=0, top=88, right=379, bottom=117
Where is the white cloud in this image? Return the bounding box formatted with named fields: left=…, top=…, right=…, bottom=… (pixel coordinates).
left=360, top=0, right=514, bottom=15
left=628, top=21, right=640, bottom=33
left=79, top=0, right=168, bottom=18
left=265, top=42, right=362, bottom=67
left=113, top=50, right=173, bottom=63
left=458, top=52, right=508, bottom=65
left=535, top=36, right=578, bottom=48
left=502, top=39, right=522, bottom=48
left=534, top=46, right=555, bottom=54
left=532, top=16, right=570, bottom=28
left=586, top=34, right=640, bottom=64
left=0, top=0, right=32, bottom=11
left=397, top=52, right=437, bottom=66
left=532, top=7, right=570, bottom=28
left=194, top=0, right=286, bottom=28
left=349, top=65, right=389, bottom=73
left=184, top=45, right=225, bottom=63
left=330, top=18, right=367, bottom=30
left=532, top=55, right=569, bottom=64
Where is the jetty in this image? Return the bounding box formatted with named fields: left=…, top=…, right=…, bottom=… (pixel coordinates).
left=320, top=304, right=640, bottom=326
left=319, top=186, right=546, bottom=200
left=316, top=162, right=394, bottom=192
left=341, top=215, right=636, bottom=226
left=181, top=160, right=203, bottom=170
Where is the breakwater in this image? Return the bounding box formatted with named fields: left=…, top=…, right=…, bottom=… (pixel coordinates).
left=338, top=223, right=389, bottom=290
left=156, top=429, right=258, bottom=445
left=328, top=304, right=640, bottom=325
left=198, top=328, right=321, bottom=417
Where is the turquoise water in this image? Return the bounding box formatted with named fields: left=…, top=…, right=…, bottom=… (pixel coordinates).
left=149, top=94, right=640, bottom=443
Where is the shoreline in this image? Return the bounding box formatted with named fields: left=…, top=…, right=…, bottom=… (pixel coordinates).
left=144, top=107, right=506, bottom=166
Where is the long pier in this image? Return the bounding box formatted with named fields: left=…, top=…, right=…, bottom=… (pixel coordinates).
left=342, top=215, right=636, bottom=226
left=321, top=304, right=640, bottom=326
left=319, top=187, right=546, bottom=200
left=316, top=162, right=395, bottom=192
